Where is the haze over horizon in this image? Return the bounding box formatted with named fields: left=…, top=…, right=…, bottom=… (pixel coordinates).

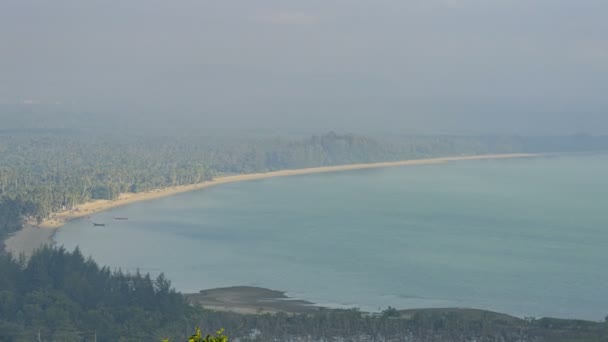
left=1, top=0, right=607, bottom=136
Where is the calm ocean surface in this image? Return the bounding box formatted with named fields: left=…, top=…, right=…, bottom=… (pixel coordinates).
left=55, top=154, right=608, bottom=320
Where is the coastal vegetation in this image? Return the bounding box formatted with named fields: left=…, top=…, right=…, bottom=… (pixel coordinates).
left=1, top=246, right=608, bottom=342
left=0, top=246, right=199, bottom=341
left=2, top=131, right=608, bottom=240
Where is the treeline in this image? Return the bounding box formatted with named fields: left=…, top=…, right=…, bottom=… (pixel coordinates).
left=197, top=309, right=608, bottom=342
left=0, top=246, right=199, bottom=341
left=2, top=246, right=607, bottom=342
left=0, top=198, right=35, bottom=239
left=2, top=131, right=608, bottom=239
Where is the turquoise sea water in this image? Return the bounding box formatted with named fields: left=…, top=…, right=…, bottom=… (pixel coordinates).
left=55, top=154, right=608, bottom=320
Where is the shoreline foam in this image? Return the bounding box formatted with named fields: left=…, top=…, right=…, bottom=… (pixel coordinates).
left=3, top=153, right=538, bottom=256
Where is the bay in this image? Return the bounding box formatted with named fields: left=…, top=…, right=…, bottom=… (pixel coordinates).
left=55, top=153, right=608, bottom=320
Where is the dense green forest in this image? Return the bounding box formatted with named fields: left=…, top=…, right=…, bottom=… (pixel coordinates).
left=0, top=246, right=199, bottom=341
left=1, top=246, right=607, bottom=342
left=1, top=131, right=608, bottom=240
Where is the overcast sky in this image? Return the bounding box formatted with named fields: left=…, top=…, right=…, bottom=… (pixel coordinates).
left=1, top=0, right=607, bottom=135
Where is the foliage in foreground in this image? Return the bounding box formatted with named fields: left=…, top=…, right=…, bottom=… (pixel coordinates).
left=194, top=309, right=608, bottom=342
left=163, top=327, right=228, bottom=342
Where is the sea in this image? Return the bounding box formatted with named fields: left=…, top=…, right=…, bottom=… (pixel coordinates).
left=54, top=153, right=608, bottom=320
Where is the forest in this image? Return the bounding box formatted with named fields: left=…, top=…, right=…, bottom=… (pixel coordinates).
left=1, top=246, right=607, bottom=342
left=0, top=246, right=199, bottom=341
left=2, top=130, right=607, bottom=240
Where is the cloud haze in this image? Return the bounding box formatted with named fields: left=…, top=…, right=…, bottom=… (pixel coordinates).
left=1, top=0, right=607, bottom=135
left=256, top=10, right=319, bottom=25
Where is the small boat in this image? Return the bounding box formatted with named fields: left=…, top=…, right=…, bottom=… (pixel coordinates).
left=114, top=217, right=129, bottom=220
left=92, top=223, right=106, bottom=227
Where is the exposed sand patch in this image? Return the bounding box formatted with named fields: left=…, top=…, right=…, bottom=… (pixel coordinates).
left=3, top=223, right=56, bottom=257
left=185, top=286, right=320, bottom=315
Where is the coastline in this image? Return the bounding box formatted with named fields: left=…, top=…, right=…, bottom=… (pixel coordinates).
left=185, top=286, right=321, bottom=315
left=184, top=286, right=526, bottom=319
left=3, top=153, right=538, bottom=257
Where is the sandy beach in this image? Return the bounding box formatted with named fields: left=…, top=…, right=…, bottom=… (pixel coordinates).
left=3, top=153, right=537, bottom=257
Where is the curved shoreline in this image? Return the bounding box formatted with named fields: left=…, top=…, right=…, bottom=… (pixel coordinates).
left=3, top=153, right=538, bottom=256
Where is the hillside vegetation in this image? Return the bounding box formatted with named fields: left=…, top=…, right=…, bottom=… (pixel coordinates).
left=0, top=246, right=198, bottom=341
left=1, top=247, right=608, bottom=341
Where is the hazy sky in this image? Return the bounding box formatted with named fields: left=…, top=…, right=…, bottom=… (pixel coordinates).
left=1, top=0, right=607, bottom=135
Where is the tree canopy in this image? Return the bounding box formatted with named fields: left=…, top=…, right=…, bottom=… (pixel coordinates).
left=0, top=246, right=199, bottom=341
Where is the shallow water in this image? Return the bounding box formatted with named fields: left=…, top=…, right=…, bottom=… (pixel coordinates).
left=55, top=153, right=608, bottom=320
